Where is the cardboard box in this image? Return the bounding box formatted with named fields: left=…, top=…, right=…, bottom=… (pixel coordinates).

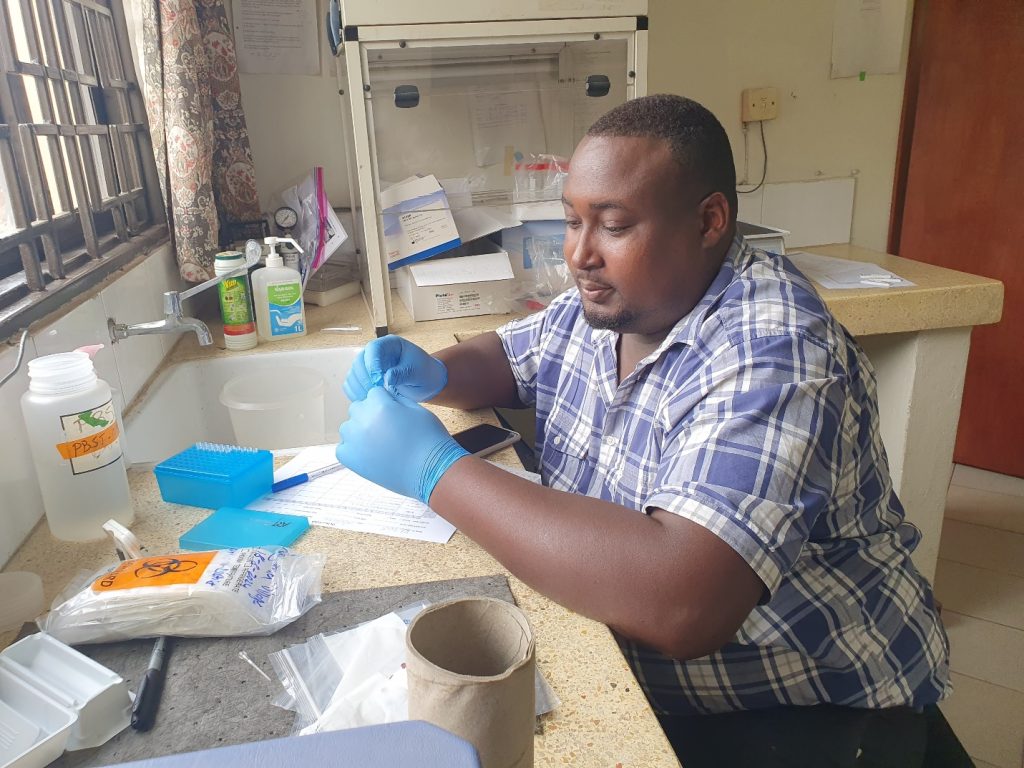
left=397, top=241, right=514, bottom=321
left=381, top=175, right=461, bottom=270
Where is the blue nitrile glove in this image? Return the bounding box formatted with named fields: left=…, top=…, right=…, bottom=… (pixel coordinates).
left=336, top=387, right=469, bottom=504
left=343, top=335, right=448, bottom=403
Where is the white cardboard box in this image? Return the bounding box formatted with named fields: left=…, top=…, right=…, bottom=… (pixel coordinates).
left=381, top=175, right=461, bottom=270
left=396, top=242, right=515, bottom=321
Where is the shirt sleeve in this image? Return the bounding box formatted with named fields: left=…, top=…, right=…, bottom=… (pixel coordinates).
left=497, top=290, right=581, bottom=408
left=646, top=330, right=851, bottom=598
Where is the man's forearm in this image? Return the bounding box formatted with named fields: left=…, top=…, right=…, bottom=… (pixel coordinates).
left=429, top=456, right=764, bottom=660
left=432, top=332, right=523, bottom=411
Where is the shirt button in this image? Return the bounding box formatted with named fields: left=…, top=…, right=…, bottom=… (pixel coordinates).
left=603, top=435, right=618, bottom=447
left=553, top=435, right=562, bottom=446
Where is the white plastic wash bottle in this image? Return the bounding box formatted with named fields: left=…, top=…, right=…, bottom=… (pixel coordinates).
left=20, top=350, right=134, bottom=541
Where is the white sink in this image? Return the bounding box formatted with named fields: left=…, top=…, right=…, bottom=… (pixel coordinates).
left=123, top=346, right=360, bottom=464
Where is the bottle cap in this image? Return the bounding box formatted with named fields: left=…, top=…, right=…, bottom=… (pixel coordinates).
left=27, top=351, right=97, bottom=395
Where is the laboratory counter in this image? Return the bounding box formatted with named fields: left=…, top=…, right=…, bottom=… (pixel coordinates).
left=1, top=295, right=682, bottom=766
left=0, top=243, right=1003, bottom=767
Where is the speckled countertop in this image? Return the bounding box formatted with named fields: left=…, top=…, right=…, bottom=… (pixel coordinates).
left=1, top=292, right=681, bottom=767
left=803, top=244, right=1003, bottom=335
left=0, top=245, right=1002, bottom=767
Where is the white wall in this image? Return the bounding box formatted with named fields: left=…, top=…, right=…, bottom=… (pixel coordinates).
left=0, top=243, right=180, bottom=565
left=237, top=0, right=352, bottom=209
left=238, top=1, right=912, bottom=253
left=646, top=0, right=913, bottom=252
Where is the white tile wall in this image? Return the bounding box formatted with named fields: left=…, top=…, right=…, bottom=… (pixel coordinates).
left=0, top=241, right=178, bottom=566
left=738, top=177, right=856, bottom=248
left=102, top=254, right=173, bottom=405
left=0, top=340, right=43, bottom=559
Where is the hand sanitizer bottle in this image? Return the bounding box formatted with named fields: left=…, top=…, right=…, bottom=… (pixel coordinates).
left=251, top=236, right=307, bottom=342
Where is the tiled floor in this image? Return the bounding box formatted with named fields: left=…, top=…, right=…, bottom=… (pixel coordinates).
left=935, top=465, right=1024, bottom=768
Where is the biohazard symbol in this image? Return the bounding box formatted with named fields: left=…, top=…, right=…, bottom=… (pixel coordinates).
left=92, top=550, right=217, bottom=592
left=134, top=557, right=199, bottom=579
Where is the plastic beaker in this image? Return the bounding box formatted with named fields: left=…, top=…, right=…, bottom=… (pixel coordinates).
left=218, top=367, right=325, bottom=449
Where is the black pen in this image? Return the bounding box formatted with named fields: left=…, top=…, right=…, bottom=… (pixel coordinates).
left=130, top=636, right=171, bottom=732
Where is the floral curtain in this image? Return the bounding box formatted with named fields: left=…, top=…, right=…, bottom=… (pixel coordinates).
left=140, top=0, right=262, bottom=282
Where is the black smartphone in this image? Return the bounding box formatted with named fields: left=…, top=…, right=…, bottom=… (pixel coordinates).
left=453, top=423, right=521, bottom=458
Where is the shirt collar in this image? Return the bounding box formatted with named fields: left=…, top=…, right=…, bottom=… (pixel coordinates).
left=666, top=234, right=751, bottom=348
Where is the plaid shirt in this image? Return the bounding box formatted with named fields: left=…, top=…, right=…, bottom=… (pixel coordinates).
left=497, top=237, right=951, bottom=715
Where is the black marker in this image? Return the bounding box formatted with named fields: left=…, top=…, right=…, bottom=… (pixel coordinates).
left=130, top=636, right=171, bottom=732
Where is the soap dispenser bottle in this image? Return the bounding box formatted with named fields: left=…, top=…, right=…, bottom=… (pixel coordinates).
left=251, top=236, right=307, bottom=342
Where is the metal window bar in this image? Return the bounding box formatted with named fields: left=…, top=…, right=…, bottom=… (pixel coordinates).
left=0, top=0, right=166, bottom=339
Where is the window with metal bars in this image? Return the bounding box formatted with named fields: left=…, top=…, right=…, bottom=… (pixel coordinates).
left=0, top=0, right=165, bottom=340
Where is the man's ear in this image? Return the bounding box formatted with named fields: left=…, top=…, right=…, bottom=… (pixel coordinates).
left=698, top=191, right=732, bottom=250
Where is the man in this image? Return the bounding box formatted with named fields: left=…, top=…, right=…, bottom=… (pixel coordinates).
left=338, top=95, right=956, bottom=766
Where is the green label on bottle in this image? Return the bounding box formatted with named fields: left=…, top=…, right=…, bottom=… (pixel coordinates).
left=218, top=278, right=254, bottom=325
left=58, top=398, right=123, bottom=475
left=267, top=280, right=305, bottom=336
left=267, top=282, right=301, bottom=306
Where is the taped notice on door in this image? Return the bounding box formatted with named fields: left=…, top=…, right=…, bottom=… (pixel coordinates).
left=56, top=399, right=124, bottom=475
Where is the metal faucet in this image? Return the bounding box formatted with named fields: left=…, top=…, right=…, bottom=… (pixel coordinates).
left=108, top=244, right=261, bottom=347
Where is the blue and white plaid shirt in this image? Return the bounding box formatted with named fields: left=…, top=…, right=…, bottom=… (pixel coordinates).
left=497, top=237, right=951, bottom=715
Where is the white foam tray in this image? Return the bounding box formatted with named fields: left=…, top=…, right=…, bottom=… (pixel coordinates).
left=0, top=634, right=131, bottom=768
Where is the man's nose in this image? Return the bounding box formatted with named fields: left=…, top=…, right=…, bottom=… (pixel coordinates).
left=566, top=226, right=600, bottom=270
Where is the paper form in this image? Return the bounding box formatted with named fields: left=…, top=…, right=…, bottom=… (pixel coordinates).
left=250, top=444, right=542, bottom=543
left=248, top=444, right=456, bottom=543
left=786, top=251, right=915, bottom=290
left=232, top=0, right=320, bottom=76
left=469, top=90, right=547, bottom=168
left=831, top=0, right=909, bottom=79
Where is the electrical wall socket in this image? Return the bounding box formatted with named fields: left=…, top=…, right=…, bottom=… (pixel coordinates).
left=741, top=87, right=779, bottom=122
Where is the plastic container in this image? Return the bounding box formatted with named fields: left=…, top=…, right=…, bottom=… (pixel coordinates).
left=0, top=633, right=131, bottom=768
left=214, top=251, right=257, bottom=351
left=20, top=351, right=134, bottom=542
left=219, top=367, right=325, bottom=449
left=153, top=443, right=273, bottom=510
left=0, top=572, right=44, bottom=633
left=178, top=507, right=309, bottom=551
left=0, top=665, right=74, bottom=768
left=251, top=236, right=307, bottom=343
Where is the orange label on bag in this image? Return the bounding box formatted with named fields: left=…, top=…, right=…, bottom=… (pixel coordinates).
left=55, top=421, right=120, bottom=460
left=92, top=551, right=218, bottom=592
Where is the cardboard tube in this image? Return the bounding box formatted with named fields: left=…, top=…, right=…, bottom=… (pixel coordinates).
left=406, top=597, right=535, bottom=768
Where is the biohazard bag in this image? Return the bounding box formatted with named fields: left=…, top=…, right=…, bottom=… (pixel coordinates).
left=38, top=547, right=324, bottom=644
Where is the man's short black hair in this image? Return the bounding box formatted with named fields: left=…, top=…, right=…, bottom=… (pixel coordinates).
left=587, top=94, right=738, bottom=220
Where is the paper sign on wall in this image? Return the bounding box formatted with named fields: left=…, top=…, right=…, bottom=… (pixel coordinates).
left=233, top=0, right=320, bottom=76
left=831, top=0, right=909, bottom=79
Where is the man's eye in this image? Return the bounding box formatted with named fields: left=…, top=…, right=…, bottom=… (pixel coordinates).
left=604, top=225, right=628, bottom=234
left=566, top=220, right=582, bottom=229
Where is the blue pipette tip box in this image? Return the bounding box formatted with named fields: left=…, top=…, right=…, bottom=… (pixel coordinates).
left=154, top=442, right=273, bottom=510
left=179, top=506, right=309, bottom=551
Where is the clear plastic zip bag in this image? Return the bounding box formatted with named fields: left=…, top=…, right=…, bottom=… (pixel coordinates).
left=38, top=548, right=325, bottom=644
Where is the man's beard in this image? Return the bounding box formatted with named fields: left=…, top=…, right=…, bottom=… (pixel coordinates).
left=582, top=304, right=635, bottom=332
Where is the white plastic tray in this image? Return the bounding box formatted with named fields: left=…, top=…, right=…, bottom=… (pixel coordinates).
left=0, top=666, right=73, bottom=768
left=0, top=633, right=131, bottom=768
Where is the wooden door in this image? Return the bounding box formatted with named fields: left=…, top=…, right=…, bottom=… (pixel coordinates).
left=890, top=0, right=1024, bottom=478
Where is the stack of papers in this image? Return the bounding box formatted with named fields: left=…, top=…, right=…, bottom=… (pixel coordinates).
left=248, top=444, right=540, bottom=544
left=786, top=251, right=915, bottom=290
left=247, top=444, right=455, bottom=543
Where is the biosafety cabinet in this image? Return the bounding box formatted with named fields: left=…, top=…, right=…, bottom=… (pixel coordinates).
left=327, top=0, right=649, bottom=335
